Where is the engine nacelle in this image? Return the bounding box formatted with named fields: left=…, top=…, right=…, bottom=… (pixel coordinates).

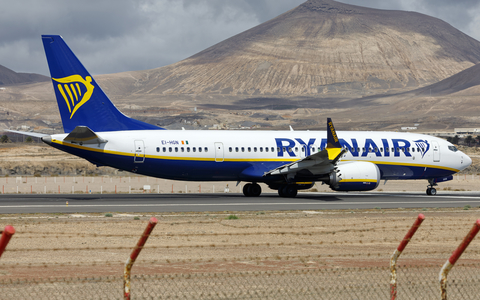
left=329, top=161, right=380, bottom=192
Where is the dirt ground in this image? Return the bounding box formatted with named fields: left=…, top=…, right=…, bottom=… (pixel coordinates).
left=1, top=144, right=480, bottom=281
left=1, top=208, right=480, bottom=280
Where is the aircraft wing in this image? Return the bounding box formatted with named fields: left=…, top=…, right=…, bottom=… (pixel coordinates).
left=264, top=147, right=347, bottom=176
left=264, top=118, right=346, bottom=177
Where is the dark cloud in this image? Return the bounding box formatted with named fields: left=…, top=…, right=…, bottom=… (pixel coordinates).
left=0, top=0, right=478, bottom=76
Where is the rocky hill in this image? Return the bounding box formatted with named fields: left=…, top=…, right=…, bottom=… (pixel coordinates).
left=2, top=0, right=480, bottom=132
left=0, top=64, right=49, bottom=86
left=117, top=0, right=480, bottom=97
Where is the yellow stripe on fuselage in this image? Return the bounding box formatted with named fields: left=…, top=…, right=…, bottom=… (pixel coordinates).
left=339, top=179, right=377, bottom=183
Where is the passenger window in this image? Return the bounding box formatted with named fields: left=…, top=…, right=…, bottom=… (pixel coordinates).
left=169, top=147, right=172, bottom=152
left=265, top=147, right=268, bottom=152
left=229, top=147, right=232, bottom=152
left=248, top=147, right=251, bottom=152
left=374, top=147, right=378, bottom=152
left=254, top=147, right=257, bottom=152
left=193, top=147, right=196, bottom=152
left=187, top=147, right=190, bottom=152
left=199, top=147, right=202, bottom=152
left=272, top=147, right=275, bottom=152
left=175, top=147, right=178, bottom=152
left=242, top=147, right=245, bottom=152
left=235, top=147, right=239, bottom=152
left=205, top=147, right=208, bottom=152
left=156, top=147, right=160, bottom=152
left=181, top=147, right=184, bottom=152
left=260, top=147, right=263, bottom=152
left=163, top=147, right=166, bottom=152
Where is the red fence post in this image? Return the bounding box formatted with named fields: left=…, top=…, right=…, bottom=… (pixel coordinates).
left=124, top=217, right=158, bottom=300
left=0, top=225, right=16, bottom=259
left=439, top=219, right=480, bottom=300
left=390, top=214, right=425, bottom=300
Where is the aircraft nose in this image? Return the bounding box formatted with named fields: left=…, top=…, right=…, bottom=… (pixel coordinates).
left=463, top=154, right=472, bottom=168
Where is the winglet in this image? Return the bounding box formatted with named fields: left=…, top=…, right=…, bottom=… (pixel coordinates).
left=326, top=118, right=343, bottom=160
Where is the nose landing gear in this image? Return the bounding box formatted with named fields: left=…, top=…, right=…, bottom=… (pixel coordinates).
left=426, top=178, right=437, bottom=195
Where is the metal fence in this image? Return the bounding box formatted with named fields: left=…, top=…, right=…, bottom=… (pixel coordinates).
left=1, top=263, right=480, bottom=299
left=2, top=214, right=480, bottom=299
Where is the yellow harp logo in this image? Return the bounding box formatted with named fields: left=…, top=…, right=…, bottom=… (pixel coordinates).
left=53, top=75, right=95, bottom=119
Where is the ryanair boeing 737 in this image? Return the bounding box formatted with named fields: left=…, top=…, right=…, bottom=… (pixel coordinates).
left=10, top=35, right=473, bottom=197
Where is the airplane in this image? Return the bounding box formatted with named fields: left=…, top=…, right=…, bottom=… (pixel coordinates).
left=9, top=35, right=473, bottom=197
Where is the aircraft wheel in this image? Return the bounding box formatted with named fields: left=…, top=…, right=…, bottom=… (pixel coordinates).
left=430, top=188, right=436, bottom=195
left=250, top=183, right=262, bottom=197
left=284, top=185, right=298, bottom=198
left=243, top=183, right=252, bottom=197
left=243, top=183, right=262, bottom=197
left=278, top=185, right=298, bottom=198
left=278, top=186, right=286, bottom=197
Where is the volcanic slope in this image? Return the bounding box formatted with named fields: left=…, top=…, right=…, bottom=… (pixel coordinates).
left=0, top=64, right=49, bottom=86
left=117, top=0, right=480, bottom=98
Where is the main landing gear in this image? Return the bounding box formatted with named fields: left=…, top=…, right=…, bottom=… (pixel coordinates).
left=426, top=178, right=437, bottom=195
left=243, top=183, right=262, bottom=197
left=278, top=185, right=298, bottom=198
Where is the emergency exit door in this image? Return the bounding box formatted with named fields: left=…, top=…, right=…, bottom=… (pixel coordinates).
left=215, top=142, right=224, bottom=162
left=134, top=140, right=145, bottom=163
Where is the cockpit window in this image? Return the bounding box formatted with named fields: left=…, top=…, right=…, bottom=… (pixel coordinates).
left=448, top=146, right=458, bottom=152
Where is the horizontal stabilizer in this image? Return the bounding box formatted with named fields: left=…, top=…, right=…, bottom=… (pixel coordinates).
left=5, top=130, right=49, bottom=138
left=63, top=126, right=107, bottom=144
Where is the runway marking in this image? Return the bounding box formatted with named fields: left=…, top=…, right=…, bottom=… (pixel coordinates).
left=2, top=200, right=480, bottom=208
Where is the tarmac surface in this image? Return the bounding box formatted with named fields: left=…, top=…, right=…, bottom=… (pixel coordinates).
left=1, top=192, right=480, bottom=214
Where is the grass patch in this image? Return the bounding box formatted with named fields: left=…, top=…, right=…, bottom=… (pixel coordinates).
left=226, top=214, right=239, bottom=220
left=105, top=213, right=113, bottom=217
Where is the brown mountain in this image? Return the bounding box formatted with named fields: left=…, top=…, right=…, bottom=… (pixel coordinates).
left=0, top=64, right=49, bottom=86
left=118, top=0, right=480, bottom=97
left=2, top=0, right=480, bottom=132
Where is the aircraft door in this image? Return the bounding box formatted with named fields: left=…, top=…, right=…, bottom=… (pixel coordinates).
left=215, top=142, right=224, bottom=162
left=134, top=140, right=145, bottom=163
left=432, top=141, right=440, bottom=162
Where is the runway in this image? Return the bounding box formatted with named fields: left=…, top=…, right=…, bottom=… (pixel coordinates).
left=1, top=192, right=480, bottom=214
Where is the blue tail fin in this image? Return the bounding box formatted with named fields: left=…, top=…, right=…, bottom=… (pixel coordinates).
left=42, top=35, right=163, bottom=133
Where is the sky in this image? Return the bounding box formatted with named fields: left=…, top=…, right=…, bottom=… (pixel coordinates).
left=1, top=0, right=480, bottom=76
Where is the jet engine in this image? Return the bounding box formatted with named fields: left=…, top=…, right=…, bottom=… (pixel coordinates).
left=328, top=161, right=380, bottom=192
